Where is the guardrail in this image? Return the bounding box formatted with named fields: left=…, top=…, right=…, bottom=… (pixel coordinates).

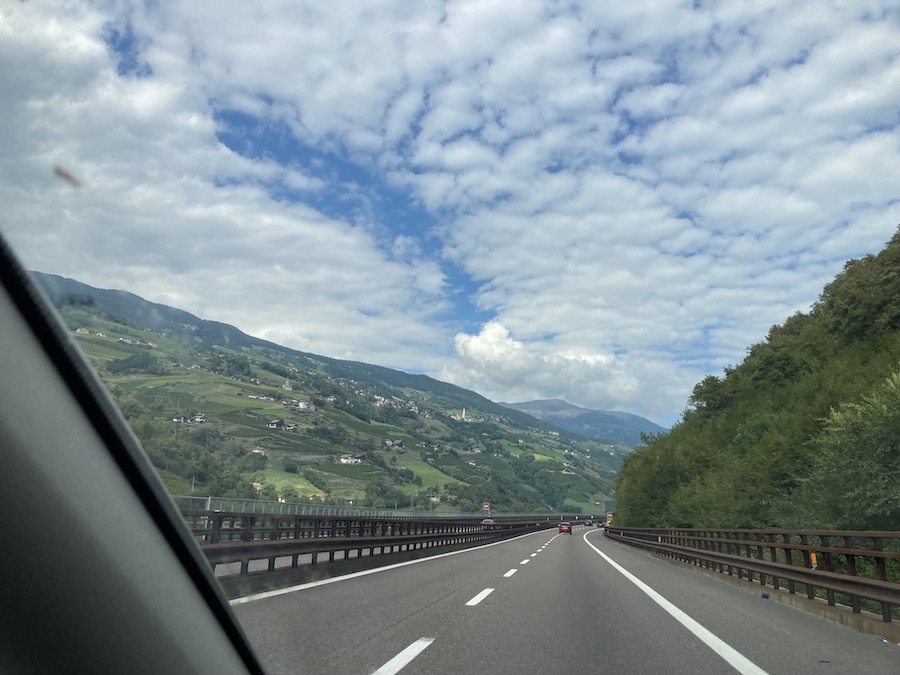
left=185, top=511, right=515, bottom=573
left=605, top=527, right=900, bottom=625
left=175, top=495, right=603, bottom=522
left=182, top=508, right=590, bottom=595
left=173, top=495, right=489, bottom=519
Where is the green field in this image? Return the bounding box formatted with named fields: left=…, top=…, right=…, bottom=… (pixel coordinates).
left=390, top=457, right=466, bottom=490
left=471, top=455, right=515, bottom=479
left=225, top=428, right=271, bottom=438
left=61, top=302, right=622, bottom=513
left=317, top=462, right=388, bottom=480
left=251, top=468, right=320, bottom=495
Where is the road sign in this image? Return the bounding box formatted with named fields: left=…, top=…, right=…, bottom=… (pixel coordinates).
left=483, top=502, right=490, bottom=510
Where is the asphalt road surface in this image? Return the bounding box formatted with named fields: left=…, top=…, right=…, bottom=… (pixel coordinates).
left=232, top=526, right=899, bottom=674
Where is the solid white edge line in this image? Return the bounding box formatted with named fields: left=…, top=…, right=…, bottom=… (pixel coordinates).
left=231, top=528, right=546, bottom=605
left=582, top=532, right=770, bottom=675
left=372, top=637, right=435, bottom=675
left=503, top=569, right=517, bottom=577
left=466, top=588, right=495, bottom=606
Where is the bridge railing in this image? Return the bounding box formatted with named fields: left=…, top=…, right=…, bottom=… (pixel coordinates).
left=172, top=495, right=483, bottom=519
left=175, top=495, right=599, bottom=521
left=178, top=505, right=591, bottom=596
left=605, top=527, right=900, bottom=625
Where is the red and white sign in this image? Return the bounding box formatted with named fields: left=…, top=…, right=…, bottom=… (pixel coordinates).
left=483, top=502, right=490, bottom=510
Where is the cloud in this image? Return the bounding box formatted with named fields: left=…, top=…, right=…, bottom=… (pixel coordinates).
left=446, top=320, right=640, bottom=403
left=2, top=1, right=900, bottom=427
left=0, top=1, right=451, bottom=373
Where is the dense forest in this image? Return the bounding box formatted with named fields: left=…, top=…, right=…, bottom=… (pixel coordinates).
left=615, top=228, right=900, bottom=530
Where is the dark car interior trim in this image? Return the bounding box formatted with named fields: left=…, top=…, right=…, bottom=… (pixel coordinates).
left=0, top=235, right=263, bottom=673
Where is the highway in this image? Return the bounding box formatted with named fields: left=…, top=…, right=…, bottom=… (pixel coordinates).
left=232, top=526, right=899, bottom=674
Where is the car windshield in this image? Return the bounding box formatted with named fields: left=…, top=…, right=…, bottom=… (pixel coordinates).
left=3, top=2, right=900, bottom=673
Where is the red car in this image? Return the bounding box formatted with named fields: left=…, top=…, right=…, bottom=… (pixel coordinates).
left=558, top=522, right=572, bottom=534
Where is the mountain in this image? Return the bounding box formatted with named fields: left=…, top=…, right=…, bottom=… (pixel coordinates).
left=32, top=272, right=305, bottom=352
left=501, top=399, right=667, bottom=446
left=31, top=271, right=626, bottom=514
left=32, top=272, right=581, bottom=438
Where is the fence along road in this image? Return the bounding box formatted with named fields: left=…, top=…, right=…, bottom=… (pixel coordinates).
left=179, top=496, right=900, bottom=639
left=179, top=497, right=900, bottom=633
left=605, top=526, right=900, bottom=639
left=231, top=525, right=899, bottom=675
left=179, top=500, right=589, bottom=598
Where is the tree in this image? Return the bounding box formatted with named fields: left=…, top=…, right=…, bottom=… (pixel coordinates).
left=688, top=375, right=733, bottom=415
left=258, top=484, right=278, bottom=501
left=280, top=486, right=300, bottom=502
left=240, top=452, right=268, bottom=472
left=790, top=369, right=900, bottom=530
left=106, top=351, right=165, bottom=375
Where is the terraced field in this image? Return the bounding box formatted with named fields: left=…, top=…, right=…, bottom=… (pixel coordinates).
left=66, top=318, right=619, bottom=513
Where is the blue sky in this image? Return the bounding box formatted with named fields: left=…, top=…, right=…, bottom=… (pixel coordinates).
left=2, top=1, right=900, bottom=426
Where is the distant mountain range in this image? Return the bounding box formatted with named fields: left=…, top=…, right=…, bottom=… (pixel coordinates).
left=32, top=271, right=661, bottom=447
left=30, top=270, right=636, bottom=513
left=30, top=271, right=579, bottom=439
left=501, top=399, right=666, bottom=446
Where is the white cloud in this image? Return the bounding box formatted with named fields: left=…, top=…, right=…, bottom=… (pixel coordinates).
left=445, top=320, right=643, bottom=409
left=2, top=0, right=900, bottom=426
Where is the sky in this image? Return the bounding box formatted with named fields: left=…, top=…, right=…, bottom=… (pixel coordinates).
left=2, top=1, right=899, bottom=427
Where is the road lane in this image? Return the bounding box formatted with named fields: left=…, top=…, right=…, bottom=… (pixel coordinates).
left=583, top=530, right=899, bottom=674
left=232, top=525, right=899, bottom=674
left=233, top=529, right=557, bottom=674
left=410, top=526, right=739, bottom=674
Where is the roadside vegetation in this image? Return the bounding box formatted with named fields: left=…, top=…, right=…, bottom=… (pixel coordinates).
left=615, top=227, right=900, bottom=530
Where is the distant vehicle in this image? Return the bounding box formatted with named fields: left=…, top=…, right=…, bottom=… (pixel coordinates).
left=584, top=519, right=592, bottom=526
left=481, top=518, right=495, bottom=530
left=558, top=522, right=572, bottom=534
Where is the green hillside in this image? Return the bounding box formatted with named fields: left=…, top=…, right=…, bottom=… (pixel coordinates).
left=42, top=277, right=626, bottom=514
left=615, top=227, right=900, bottom=530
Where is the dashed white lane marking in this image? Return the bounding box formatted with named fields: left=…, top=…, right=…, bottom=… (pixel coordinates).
left=466, top=588, right=495, bottom=606
left=520, top=559, right=530, bottom=565
left=583, top=533, right=769, bottom=675
left=503, top=569, right=518, bottom=578
left=231, top=529, right=544, bottom=605
left=530, top=553, right=538, bottom=557
left=372, top=637, right=435, bottom=675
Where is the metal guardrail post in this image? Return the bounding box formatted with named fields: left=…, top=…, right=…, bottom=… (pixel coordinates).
left=242, top=517, right=255, bottom=543
left=820, top=535, right=836, bottom=606
left=844, top=535, right=861, bottom=613
left=798, top=534, right=813, bottom=598
left=210, top=514, right=222, bottom=544
left=873, top=537, right=891, bottom=622
left=767, top=533, right=780, bottom=590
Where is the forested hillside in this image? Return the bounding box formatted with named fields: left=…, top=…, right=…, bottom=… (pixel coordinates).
left=615, top=228, right=900, bottom=530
